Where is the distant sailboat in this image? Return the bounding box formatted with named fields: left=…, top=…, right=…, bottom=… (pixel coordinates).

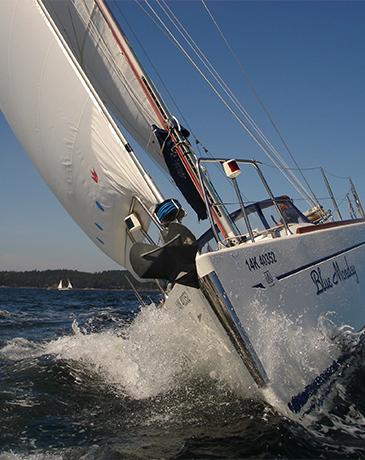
left=57, top=279, right=72, bottom=291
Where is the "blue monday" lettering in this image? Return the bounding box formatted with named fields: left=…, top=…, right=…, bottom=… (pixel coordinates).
left=310, top=256, right=359, bottom=295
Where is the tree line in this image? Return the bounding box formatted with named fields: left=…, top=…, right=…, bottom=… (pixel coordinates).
left=0, top=270, right=158, bottom=290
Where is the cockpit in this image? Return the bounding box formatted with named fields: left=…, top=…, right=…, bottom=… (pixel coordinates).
left=198, top=195, right=311, bottom=252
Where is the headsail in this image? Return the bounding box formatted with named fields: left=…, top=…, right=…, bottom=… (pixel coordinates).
left=42, top=0, right=208, bottom=220
left=42, top=0, right=168, bottom=170
left=0, top=0, right=161, bottom=269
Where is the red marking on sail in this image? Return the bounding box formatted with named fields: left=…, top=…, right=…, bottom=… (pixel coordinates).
left=91, top=168, right=99, bottom=183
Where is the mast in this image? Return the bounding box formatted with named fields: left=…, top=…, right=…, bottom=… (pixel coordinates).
left=96, top=0, right=237, bottom=238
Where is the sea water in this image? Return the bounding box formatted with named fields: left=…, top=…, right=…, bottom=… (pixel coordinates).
left=0, top=287, right=364, bottom=459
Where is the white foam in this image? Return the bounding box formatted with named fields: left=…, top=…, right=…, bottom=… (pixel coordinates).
left=1, top=298, right=362, bottom=413
left=42, top=303, right=254, bottom=400
left=0, top=309, right=11, bottom=318
left=241, top=300, right=346, bottom=408
left=0, top=338, right=45, bottom=361
left=0, top=302, right=253, bottom=400
left=0, top=453, right=63, bottom=460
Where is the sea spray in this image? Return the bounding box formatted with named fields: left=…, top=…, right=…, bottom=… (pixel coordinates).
left=1, top=289, right=365, bottom=458
left=242, top=300, right=341, bottom=407
left=44, top=303, right=255, bottom=400
left=0, top=298, right=354, bottom=409
left=0, top=337, right=46, bottom=361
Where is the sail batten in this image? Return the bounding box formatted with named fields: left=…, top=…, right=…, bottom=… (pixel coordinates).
left=0, top=0, right=160, bottom=269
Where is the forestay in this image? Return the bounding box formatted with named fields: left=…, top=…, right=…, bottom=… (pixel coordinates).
left=0, top=0, right=160, bottom=269
left=42, top=0, right=169, bottom=171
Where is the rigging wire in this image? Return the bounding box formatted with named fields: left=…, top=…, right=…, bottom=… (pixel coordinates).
left=112, top=0, right=204, bottom=156
left=337, top=192, right=351, bottom=209
left=323, top=169, right=351, bottom=180
left=138, top=0, right=317, bottom=207
left=260, top=162, right=352, bottom=184
left=94, top=1, right=354, bottom=217
left=130, top=0, right=251, bottom=195
left=219, top=195, right=347, bottom=205
left=158, top=0, right=304, bottom=180
left=155, top=0, right=307, bottom=172
left=200, top=0, right=319, bottom=206
left=84, top=1, right=242, bottom=203
left=147, top=0, right=252, bottom=194
left=260, top=162, right=321, bottom=171
left=93, top=1, right=354, bottom=215
left=135, top=0, right=278, bottom=201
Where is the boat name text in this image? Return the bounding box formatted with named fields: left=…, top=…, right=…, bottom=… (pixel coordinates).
left=245, top=251, right=277, bottom=272
left=310, top=256, right=359, bottom=296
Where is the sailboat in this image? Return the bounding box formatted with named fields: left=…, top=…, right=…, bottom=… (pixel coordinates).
left=1, top=0, right=364, bottom=412
left=57, top=279, right=73, bottom=291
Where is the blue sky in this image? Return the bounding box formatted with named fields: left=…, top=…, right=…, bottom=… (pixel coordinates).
left=1, top=0, right=364, bottom=272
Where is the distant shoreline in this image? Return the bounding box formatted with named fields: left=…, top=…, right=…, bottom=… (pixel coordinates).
left=0, top=270, right=159, bottom=291
left=0, top=286, right=158, bottom=292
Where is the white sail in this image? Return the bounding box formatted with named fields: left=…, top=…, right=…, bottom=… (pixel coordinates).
left=57, top=280, right=63, bottom=290
left=42, top=0, right=169, bottom=171
left=0, top=0, right=160, bottom=269
left=67, top=280, right=73, bottom=289
left=41, top=0, right=214, bottom=222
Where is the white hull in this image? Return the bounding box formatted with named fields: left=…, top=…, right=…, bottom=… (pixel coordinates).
left=162, top=282, right=257, bottom=392
left=164, top=221, right=365, bottom=411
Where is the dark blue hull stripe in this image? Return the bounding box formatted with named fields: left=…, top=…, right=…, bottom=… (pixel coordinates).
left=288, top=352, right=352, bottom=413
left=288, top=330, right=365, bottom=413
left=277, top=241, right=365, bottom=281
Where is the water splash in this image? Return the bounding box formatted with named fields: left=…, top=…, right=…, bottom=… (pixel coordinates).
left=0, top=298, right=362, bottom=410
left=1, top=290, right=365, bottom=459
left=0, top=302, right=244, bottom=400
left=0, top=337, right=46, bottom=361
left=44, top=302, right=259, bottom=400
left=0, top=453, right=63, bottom=460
